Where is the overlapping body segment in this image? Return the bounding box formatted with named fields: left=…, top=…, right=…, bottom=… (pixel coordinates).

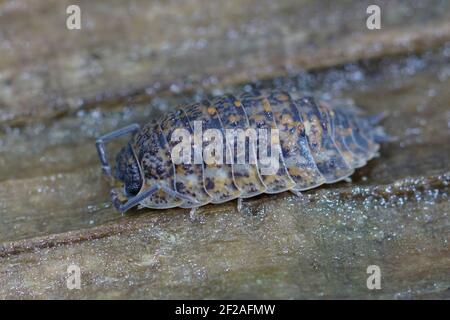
left=239, top=91, right=296, bottom=193
left=292, top=96, right=354, bottom=183
left=183, top=100, right=241, bottom=204
left=213, top=94, right=267, bottom=198
left=266, top=91, right=326, bottom=190
left=333, top=106, right=379, bottom=158
left=174, top=104, right=213, bottom=208
left=98, top=90, right=386, bottom=213
left=320, top=102, right=357, bottom=168
left=331, top=108, right=368, bottom=168
left=132, top=121, right=182, bottom=208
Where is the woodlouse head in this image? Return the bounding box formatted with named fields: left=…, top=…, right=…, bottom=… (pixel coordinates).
left=114, top=144, right=143, bottom=197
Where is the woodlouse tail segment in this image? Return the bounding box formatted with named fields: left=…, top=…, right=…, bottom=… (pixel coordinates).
left=364, top=112, right=396, bottom=143
left=367, top=112, right=388, bottom=125
left=371, top=126, right=397, bottom=143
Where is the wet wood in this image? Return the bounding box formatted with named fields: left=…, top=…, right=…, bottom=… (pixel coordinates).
left=1, top=0, right=450, bottom=126
left=0, top=0, right=449, bottom=299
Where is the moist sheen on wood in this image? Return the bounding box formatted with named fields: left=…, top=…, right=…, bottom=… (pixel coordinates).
left=1, top=0, right=450, bottom=126
left=0, top=1, right=449, bottom=300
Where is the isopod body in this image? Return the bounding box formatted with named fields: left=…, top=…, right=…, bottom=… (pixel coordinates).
left=96, top=90, right=387, bottom=213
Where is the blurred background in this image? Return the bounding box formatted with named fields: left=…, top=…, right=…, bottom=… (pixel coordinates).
left=0, top=0, right=449, bottom=299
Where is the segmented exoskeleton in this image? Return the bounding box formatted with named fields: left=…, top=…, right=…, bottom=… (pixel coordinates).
left=96, top=90, right=388, bottom=213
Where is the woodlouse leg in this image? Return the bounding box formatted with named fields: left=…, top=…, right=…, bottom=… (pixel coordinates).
left=237, top=198, right=243, bottom=213
left=189, top=207, right=198, bottom=220
left=158, top=184, right=201, bottom=205
left=372, top=126, right=397, bottom=143
left=95, top=123, right=141, bottom=179
left=112, top=183, right=200, bottom=213
left=112, top=184, right=159, bottom=213
left=290, top=189, right=302, bottom=197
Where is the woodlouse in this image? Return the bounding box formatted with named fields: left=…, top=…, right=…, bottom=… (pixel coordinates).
left=96, top=90, right=388, bottom=214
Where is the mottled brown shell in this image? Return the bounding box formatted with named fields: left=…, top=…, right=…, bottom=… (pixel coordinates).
left=119, top=90, right=385, bottom=209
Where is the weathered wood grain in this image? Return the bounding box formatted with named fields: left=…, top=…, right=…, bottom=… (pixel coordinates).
left=0, top=0, right=449, bottom=299
left=1, top=49, right=449, bottom=298
left=1, top=0, right=450, bottom=126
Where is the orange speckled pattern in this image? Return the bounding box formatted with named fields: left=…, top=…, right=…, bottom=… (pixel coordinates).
left=114, top=90, right=382, bottom=210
